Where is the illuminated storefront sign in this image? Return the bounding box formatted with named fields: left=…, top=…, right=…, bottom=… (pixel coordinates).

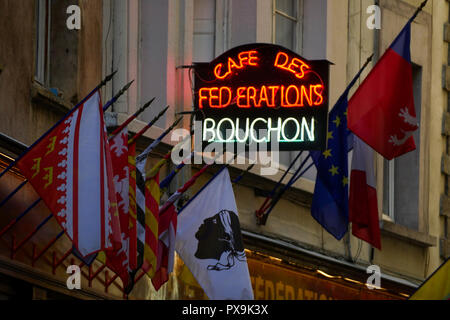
left=194, top=44, right=329, bottom=151
left=173, top=254, right=408, bottom=300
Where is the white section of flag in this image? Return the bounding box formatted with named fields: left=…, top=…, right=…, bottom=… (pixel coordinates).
left=349, top=135, right=381, bottom=249
left=64, top=92, right=114, bottom=256
left=64, top=109, right=78, bottom=240
left=76, top=93, right=103, bottom=254
left=175, top=168, right=254, bottom=300
left=351, top=136, right=376, bottom=188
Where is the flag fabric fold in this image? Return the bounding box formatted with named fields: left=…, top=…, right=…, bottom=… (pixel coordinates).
left=150, top=189, right=184, bottom=291
left=175, top=168, right=253, bottom=300
left=136, top=149, right=171, bottom=277
left=348, top=22, right=418, bottom=160
left=349, top=136, right=381, bottom=250
left=142, top=170, right=160, bottom=278
left=105, top=127, right=132, bottom=288
left=409, top=258, right=450, bottom=300
left=135, top=153, right=148, bottom=272
left=310, top=93, right=351, bottom=240
left=128, top=143, right=138, bottom=270
left=16, top=91, right=121, bottom=257
left=151, top=198, right=177, bottom=291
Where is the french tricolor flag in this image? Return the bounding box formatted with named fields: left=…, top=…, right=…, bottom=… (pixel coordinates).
left=349, top=137, right=381, bottom=250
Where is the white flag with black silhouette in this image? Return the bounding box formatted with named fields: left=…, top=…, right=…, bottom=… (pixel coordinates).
left=175, top=168, right=254, bottom=300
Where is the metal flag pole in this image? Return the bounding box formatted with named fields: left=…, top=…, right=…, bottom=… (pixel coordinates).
left=408, top=0, right=428, bottom=25
left=102, top=80, right=135, bottom=112
left=0, top=198, right=42, bottom=238
left=127, top=106, right=170, bottom=146
left=158, top=153, right=194, bottom=190
left=0, top=180, right=28, bottom=209
left=259, top=155, right=313, bottom=225
left=134, top=153, right=236, bottom=285
left=256, top=53, right=375, bottom=226
left=32, top=230, right=64, bottom=267
left=159, top=152, right=236, bottom=216
left=135, top=116, right=184, bottom=163
left=0, top=71, right=117, bottom=181
left=134, top=153, right=227, bottom=283
left=232, top=163, right=256, bottom=184
left=155, top=127, right=195, bottom=188
left=255, top=151, right=304, bottom=218
left=0, top=79, right=136, bottom=209
left=108, top=97, right=156, bottom=138
left=10, top=213, right=53, bottom=259
left=145, top=133, right=194, bottom=183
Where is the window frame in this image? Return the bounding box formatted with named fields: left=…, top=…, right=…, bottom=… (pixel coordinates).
left=272, top=0, right=303, bottom=54
left=35, top=0, right=51, bottom=86
left=193, top=0, right=217, bottom=63
left=272, top=0, right=306, bottom=174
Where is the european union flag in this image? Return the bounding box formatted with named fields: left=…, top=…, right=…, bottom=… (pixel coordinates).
left=310, top=92, right=352, bottom=240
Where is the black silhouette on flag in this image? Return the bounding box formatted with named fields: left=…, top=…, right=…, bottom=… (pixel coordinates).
left=194, top=210, right=246, bottom=271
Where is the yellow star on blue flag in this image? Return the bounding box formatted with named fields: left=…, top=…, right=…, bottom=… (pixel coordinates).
left=309, top=93, right=352, bottom=240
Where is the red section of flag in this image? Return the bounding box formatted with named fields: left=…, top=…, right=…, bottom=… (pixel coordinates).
left=349, top=138, right=381, bottom=250
left=348, top=25, right=418, bottom=161
left=143, top=171, right=160, bottom=277
left=16, top=92, right=121, bottom=257
left=128, top=143, right=137, bottom=270
left=16, top=116, right=75, bottom=234
left=105, top=128, right=131, bottom=288
left=101, top=109, right=122, bottom=253
left=151, top=203, right=177, bottom=291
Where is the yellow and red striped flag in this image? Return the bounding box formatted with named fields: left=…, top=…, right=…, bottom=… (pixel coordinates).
left=128, top=143, right=138, bottom=270
left=142, top=170, right=160, bottom=277
left=141, top=155, right=170, bottom=277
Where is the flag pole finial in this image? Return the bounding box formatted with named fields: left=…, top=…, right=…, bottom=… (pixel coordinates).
left=108, top=97, right=157, bottom=140
left=103, top=80, right=135, bottom=112
left=365, top=54, right=374, bottom=66
left=0, top=71, right=120, bottom=181
left=128, top=106, right=171, bottom=145
left=100, top=70, right=118, bottom=87
left=410, top=0, right=428, bottom=23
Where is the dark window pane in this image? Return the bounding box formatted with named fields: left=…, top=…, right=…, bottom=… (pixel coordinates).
left=275, top=15, right=295, bottom=51
left=276, top=0, right=295, bottom=17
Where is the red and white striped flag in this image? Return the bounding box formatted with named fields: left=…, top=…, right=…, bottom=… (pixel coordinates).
left=349, top=136, right=381, bottom=250
left=128, top=143, right=138, bottom=270
left=16, top=91, right=122, bottom=257
left=151, top=197, right=178, bottom=291
left=105, top=127, right=132, bottom=288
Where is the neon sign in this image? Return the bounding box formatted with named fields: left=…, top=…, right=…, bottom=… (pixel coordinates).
left=213, top=50, right=259, bottom=79
left=194, top=44, right=329, bottom=151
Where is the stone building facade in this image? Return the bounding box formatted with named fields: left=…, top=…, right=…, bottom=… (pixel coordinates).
left=0, top=0, right=448, bottom=300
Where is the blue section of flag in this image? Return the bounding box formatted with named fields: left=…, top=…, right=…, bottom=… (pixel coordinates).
left=310, top=93, right=351, bottom=240
left=390, top=23, right=411, bottom=62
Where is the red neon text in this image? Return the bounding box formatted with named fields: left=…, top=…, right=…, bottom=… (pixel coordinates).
left=199, top=87, right=233, bottom=109
left=214, top=50, right=259, bottom=80
left=274, top=52, right=310, bottom=79
left=199, top=84, right=324, bottom=109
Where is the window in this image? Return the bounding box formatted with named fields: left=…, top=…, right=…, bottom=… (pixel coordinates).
left=273, top=0, right=302, bottom=52
left=35, top=0, right=51, bottom=86
left=193, top=0, right=216, bottom=62
left=383, top=64, right=422, bottom=230
left=273, top=0, right=305, bottom=172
